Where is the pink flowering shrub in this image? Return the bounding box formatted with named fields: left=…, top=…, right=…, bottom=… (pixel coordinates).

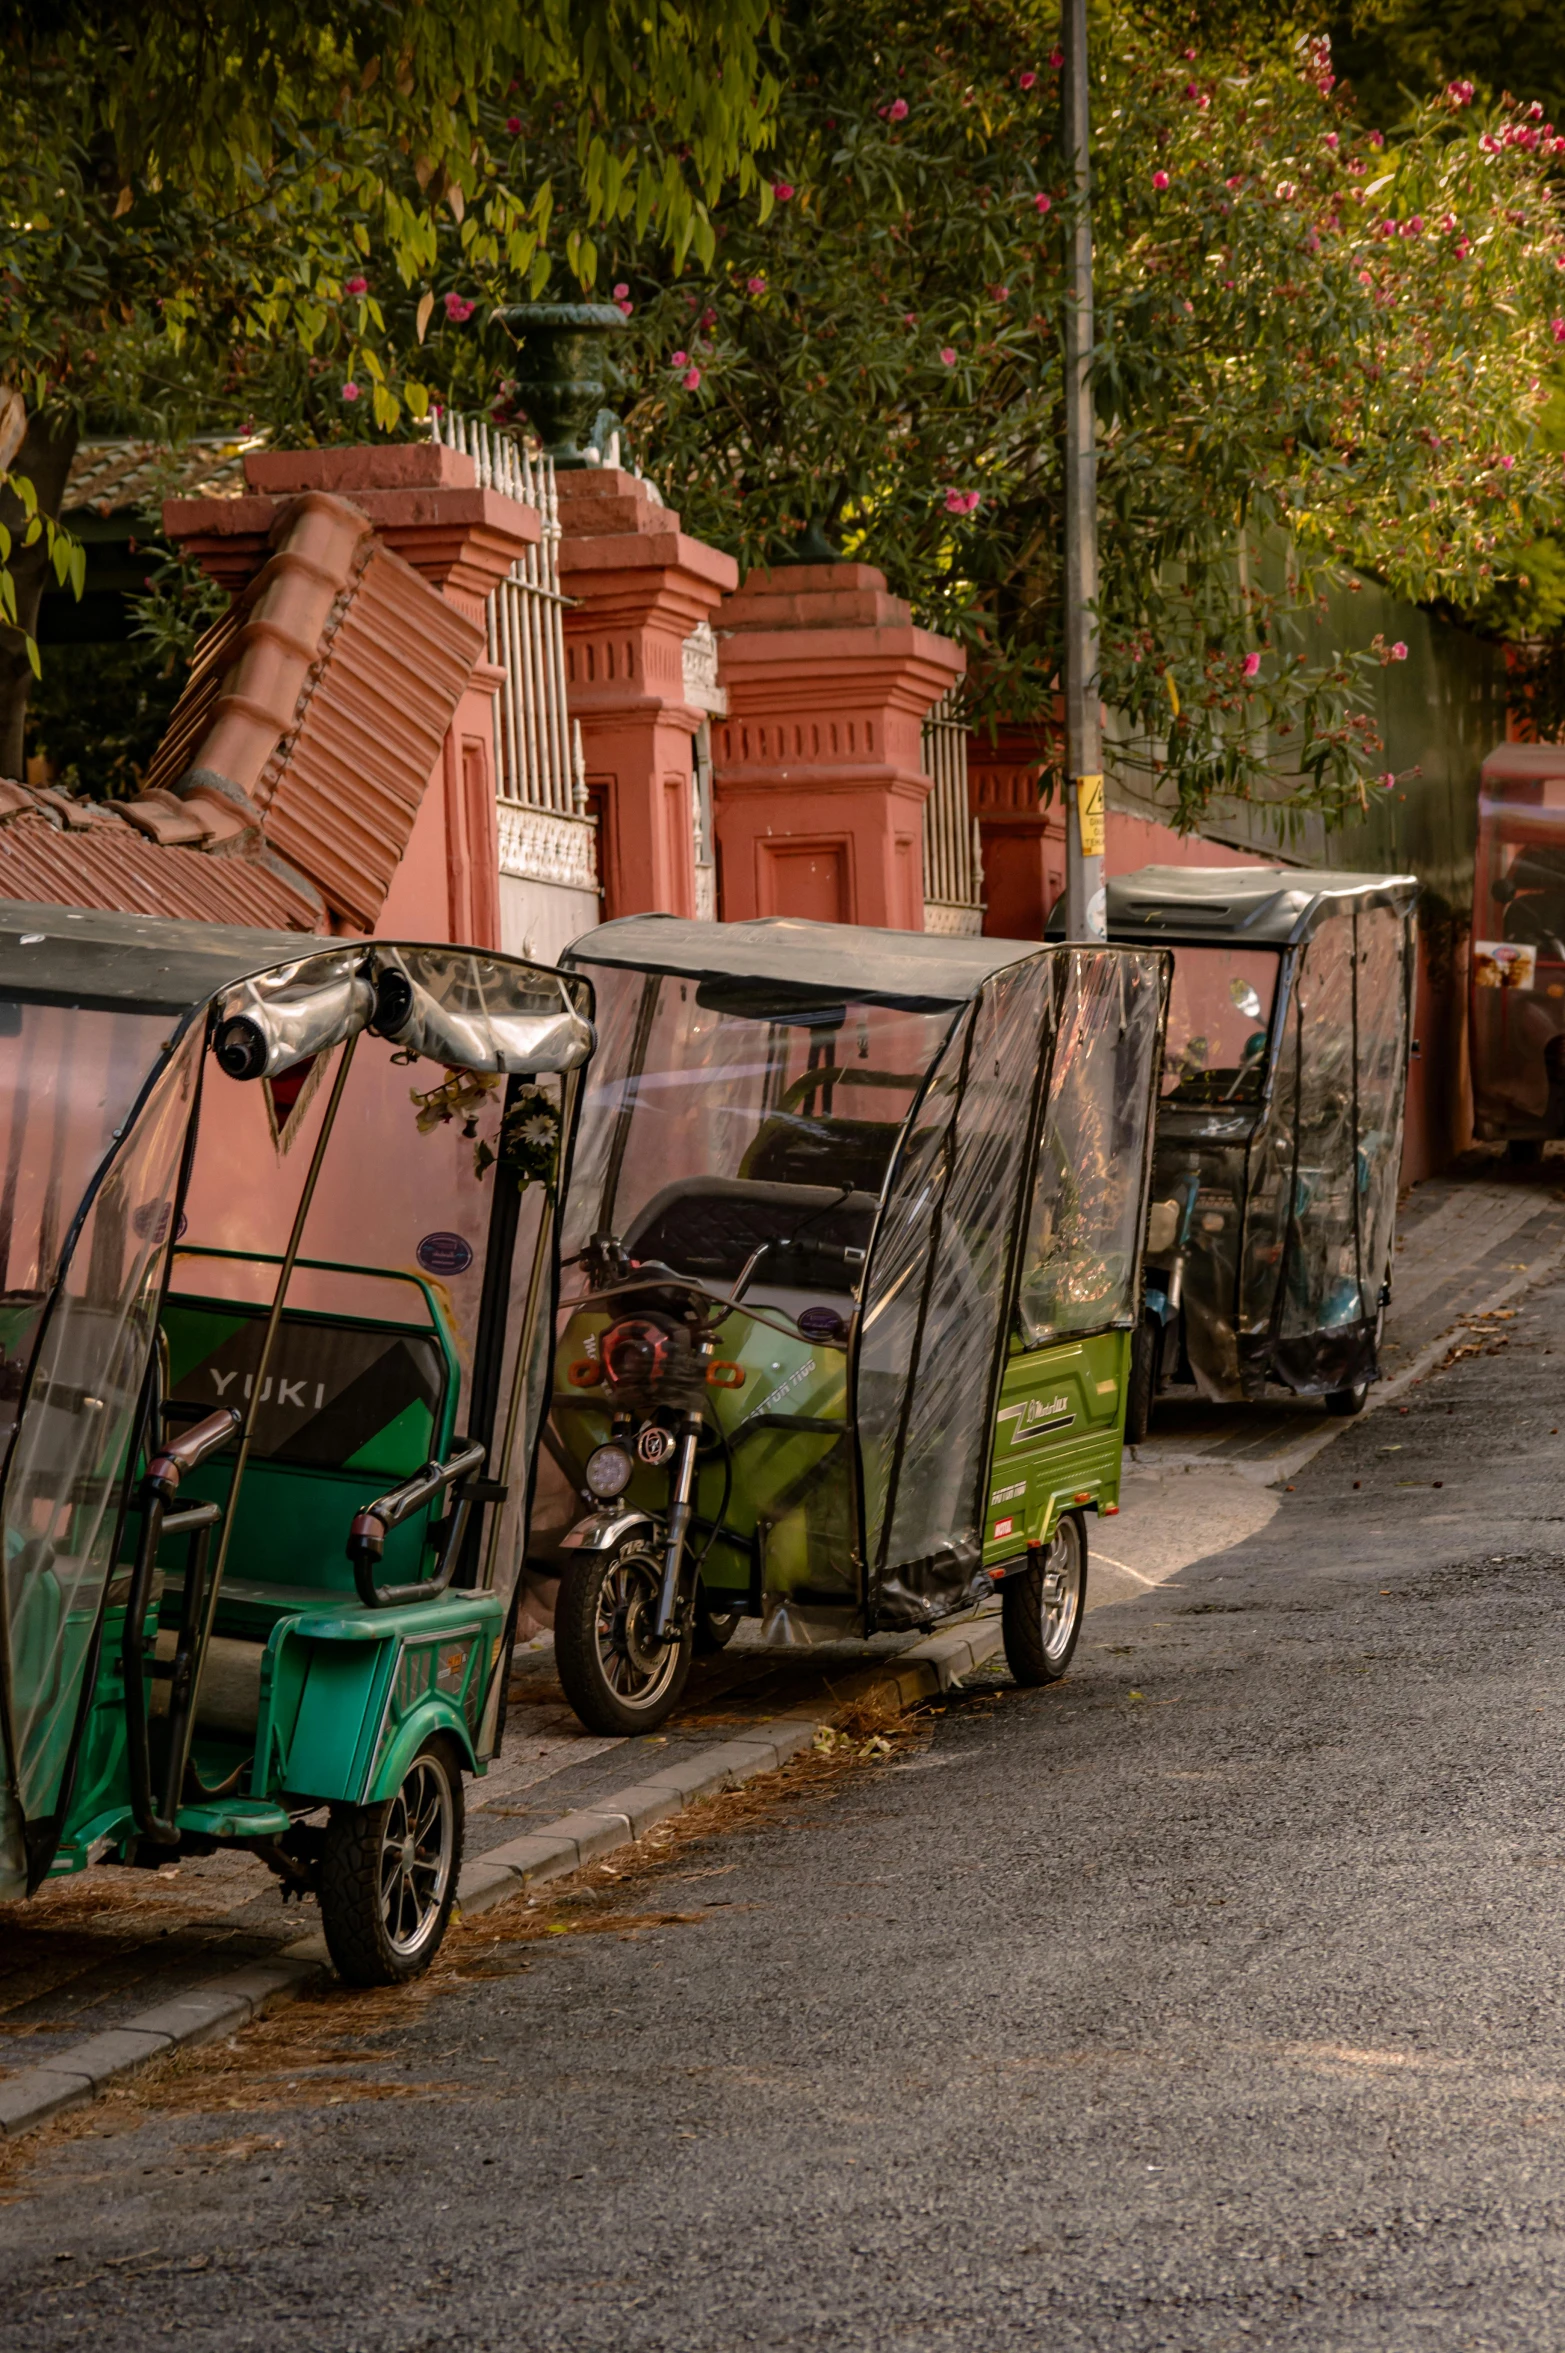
left=443, top=292, right=475, bottom=324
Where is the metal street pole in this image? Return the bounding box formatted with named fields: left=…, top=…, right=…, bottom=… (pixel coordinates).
left=1062, top=0, right=1105, bottom=941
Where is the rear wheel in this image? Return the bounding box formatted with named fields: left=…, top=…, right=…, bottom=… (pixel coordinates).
left=319, top=1736, right=463, bottom=1987
left=555, top=1535, right=694, bottom=1735
left=1125, top=1310, right=1159, bottom=1445
left=1001, top=1514, right=1087, bottom=1688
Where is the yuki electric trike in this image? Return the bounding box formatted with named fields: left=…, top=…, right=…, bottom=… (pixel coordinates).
left=0, top=904, right=592, bottom=1982
left=530, top=915, right=1169, bottom=1735
left=1069, top=867, right=1417, bottom=1436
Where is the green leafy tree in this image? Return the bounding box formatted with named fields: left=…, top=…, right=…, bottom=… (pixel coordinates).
left=464, top=1, right=1564, bottom=829
left=0, top=1, right=778, bottom=771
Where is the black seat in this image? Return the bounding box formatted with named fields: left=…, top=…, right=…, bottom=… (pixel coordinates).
left=623, top=1177, right=878, bottom=1294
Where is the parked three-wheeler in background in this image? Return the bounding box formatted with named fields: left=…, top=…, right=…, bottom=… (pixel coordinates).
left=0, top=904, right=592, bottom=1981
left=1069, top=867, right=1417, bottom=1436
left=530, top=915, right=1170, bottom=1735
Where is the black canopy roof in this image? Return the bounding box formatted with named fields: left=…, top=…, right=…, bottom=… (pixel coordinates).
left=0, top=900, right=333, bottom=1014
left=1076, top=866, right=1418, bottom=949
left=564, top=915, right=1043, bottom=1008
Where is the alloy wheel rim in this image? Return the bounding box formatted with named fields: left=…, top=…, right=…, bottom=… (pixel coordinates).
left=1039, top=1527, right=1082, bottom=1665
left=379, top=1754, right=454, bottom=1956
left=597, top=1550, right=683, bottom=1708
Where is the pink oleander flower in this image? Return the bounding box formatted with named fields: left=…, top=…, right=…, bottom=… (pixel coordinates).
left=1243, top=652, right=1262, bottom=677
left=747, top=275, right=767, bottom=293
left=993, top=285, right=1010, bottom=301
left=1553, top=318, right=1565, bottom=342
left=443, top=291, right=475, bottom=323
left=506, top=114, right=521, bottom=133
left=1034, top=192, right=1052, bottom=212
left=1447, top=80, right=1475, bottom=105
left=1455, top=239, right=1471, bottom=258
left=904, top=311, right=917, bottom=324
left=1324, top=132, right=1339, bottom=149
left=682, top=366, right=702, bottom=389
left=943, top=488, right=982, bottom=514
left=772, top=181, right=794, bottom=201
left=1441, top=213, right=1459, bottom=233
left=613, top=282, right=629, bottom=298
left=700, top=307, right=717, bottom=327
left=1368, top=129, right=1384, bottom=148
left=617, top=300, right=633, bottom=316
left=1019, top=70, right=1037, bottom=90
left=1529, top=100, right=1545, bottom=119
left=1501, top=453, right=1516, bottom=469
left=889, top=97, right=908, bottom=120
left=340, top=381, right=359, bottom=401
left=1390, top=641, right=1408, bottom=660
left=1276, top=180, right=1296, bottom=200
left=939, top=345, right=957, bottom=365
left=1379, top=772, right=1396, bottom=788
left=344, top=274, right=368, bottom=295
left=671, top=348, right=689, bottom=366
left=1152, top=170, right=1170, bottom=190
left=1185, top=81, right=1198, bottom=99
left=1049, top=47, right=1063, bottom=67
left=1481, top=134, right=1501, bottom=153
left=1403, top=215, right=1424, bottom=236
left=1226, top=175, right=1244, bottom=190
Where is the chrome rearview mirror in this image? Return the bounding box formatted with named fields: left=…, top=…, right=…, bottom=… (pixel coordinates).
left=213, top=951, right=376, bottom=1081
left=370, top=947, right=593, bottom=1074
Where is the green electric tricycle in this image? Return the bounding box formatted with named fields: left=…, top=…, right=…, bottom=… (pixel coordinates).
left=0, top=903, right=592, bottom=1981
left=532, top=916, right=1169, bottom=1735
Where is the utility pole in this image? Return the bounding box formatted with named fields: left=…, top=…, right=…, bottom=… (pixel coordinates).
left=1061, top=0, right=1105, bottom=941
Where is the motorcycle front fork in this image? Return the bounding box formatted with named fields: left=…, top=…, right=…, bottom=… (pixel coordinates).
left=653, top=1406, right=704, bottom=1641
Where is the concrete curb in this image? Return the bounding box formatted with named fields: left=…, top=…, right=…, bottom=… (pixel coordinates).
left=0, top=1608, right=1001, bottom=2141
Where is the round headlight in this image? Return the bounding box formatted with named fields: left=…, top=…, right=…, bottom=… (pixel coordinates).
left=584, top=1442, right=635, bottom=1500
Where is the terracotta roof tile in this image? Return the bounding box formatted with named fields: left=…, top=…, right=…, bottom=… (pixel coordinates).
left=0, top=800, right=316, bottom=930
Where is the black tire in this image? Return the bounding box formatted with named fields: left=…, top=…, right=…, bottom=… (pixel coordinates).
left=1001, top=1514, right=1087, bottom=1688
left=1325, top=1380, right=1369, bottom=1417
left=694, top=1584, right=741, bottom=1655
left=319, top=1735, right=463, bottom=1987
left=1125, top=1310, right=1159, bottom=1445
left=1507, top=1137, right=1544, bottom=1166
left=555, top=1535, right=694, bottom=1735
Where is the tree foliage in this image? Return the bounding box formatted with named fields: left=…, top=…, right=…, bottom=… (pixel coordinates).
left=480, top=0, right=1564, bottom=828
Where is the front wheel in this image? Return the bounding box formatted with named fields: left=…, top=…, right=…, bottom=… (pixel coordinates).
left=1001, top=1514, right=1087, bottom=1688
left=1325, top=1380, right=1369, bottom=1416
left=555, top=1536, right=694, bottom=1735
left=694, top=1583, right=741, bottom=1655
left=319, top=1736, right=463, bottom=1987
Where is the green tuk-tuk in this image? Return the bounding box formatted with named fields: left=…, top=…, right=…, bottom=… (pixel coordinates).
left=0, top=905, right=592, bottom=1982
left=528, top=916, right=1169, bottom=1734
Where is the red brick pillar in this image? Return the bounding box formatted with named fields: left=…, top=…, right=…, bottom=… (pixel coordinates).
left=711, top=563, right=963, bottom=930
left=966, top=721, right=1065, bottom=941
left=553, top=468, right=737, bottom=921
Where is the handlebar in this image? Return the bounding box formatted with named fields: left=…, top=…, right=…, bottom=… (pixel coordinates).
left=346, top=1437, right=488, bottom=1609
left=145, top=1406, right=241, bottom=1502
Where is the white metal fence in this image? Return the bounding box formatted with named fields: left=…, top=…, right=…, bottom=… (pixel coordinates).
left=921, top=688, right=983, bottom=936
left=429, top=409, right=589, bottom=825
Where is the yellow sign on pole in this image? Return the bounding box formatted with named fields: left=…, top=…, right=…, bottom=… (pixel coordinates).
left=1076, top=772, right=1105, bottom=858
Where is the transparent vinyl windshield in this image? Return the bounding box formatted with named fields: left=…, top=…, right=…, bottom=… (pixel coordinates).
left=560, top=967, right=956, bottom=1299
left=1160, top=947, right=1280, bottom=1106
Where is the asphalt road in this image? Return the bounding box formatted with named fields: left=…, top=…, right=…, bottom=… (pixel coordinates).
left=8, top=1279, right=1565, bottom=2350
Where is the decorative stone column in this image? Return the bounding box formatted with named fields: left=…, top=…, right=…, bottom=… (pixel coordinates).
left=553, top=468, right=737, bottom=921
left=710, top=563, right=964, bottom=930
left=165, top=442, right=540, bottom=947
left=966, top=720, right=1065, bottom=939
